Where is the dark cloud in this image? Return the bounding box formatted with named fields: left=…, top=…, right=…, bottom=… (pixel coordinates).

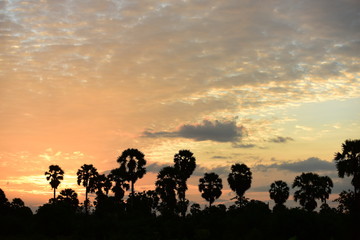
left=232, top=143, right=256, bottom=148
left=211, top=156, right=229, bottom=159
left=142, top=120, right=245, bottom=143
left=255, top=157, right=336, bottom=173
left=268, top=136, right=294, bottom=143
left=145, top=161, right=230, bottom=177
left=145, top=162, right=170, bottom=174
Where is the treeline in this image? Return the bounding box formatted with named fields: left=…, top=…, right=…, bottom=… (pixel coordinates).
left=0, top=139, right=359, bottom=239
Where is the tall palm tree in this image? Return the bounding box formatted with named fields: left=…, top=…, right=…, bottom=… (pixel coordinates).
left=155, top=167, right=178, bottom=215
left=335, top=139, right=360, bottom=204
left=199, top=172, right=223, bottom=207
left=77, top=164, right=99, bottom=214
left=269, top=180, right=289, bottom=210
left=117, top=148, right=147, bottom=195
left=45, top=165, right=64, bottom=200
left=173, top=149, right=196, bottom=217
left=227, top=163, right=252, bottom=205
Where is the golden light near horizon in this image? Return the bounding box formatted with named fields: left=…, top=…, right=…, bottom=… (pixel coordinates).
left=1, top=0, right=360, bottom=211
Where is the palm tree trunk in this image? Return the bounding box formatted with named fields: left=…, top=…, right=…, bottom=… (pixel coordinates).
left=131, top=181, right=135, bottom=195
left=53, top=188, right=56, bottom=200
left=85, top=189, right=88, bottom=215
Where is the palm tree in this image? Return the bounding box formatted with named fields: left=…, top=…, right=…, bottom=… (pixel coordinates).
left=292, top=172, right=321, bottom=212
left=155, top=166, right=178, bottom=215
left=77, top=164, right=99, bottom=214
left=173, top=149, right=196, bottom=217
left=334, top=139, right=360, bottom=206
left=57, top=188, right=79, bottom=209
left=94, top=174, right=112, bottom=197
left=269, top=180, right=289, bottom=211
left=117, top=148, right=147, bottom=195
left=45, top=165, right=64, bottom=200
left=199, top=172, right=223, bottom=207
left=108, top=168, right=129, bottom=201
left=227, top=163, right=252, bottom=206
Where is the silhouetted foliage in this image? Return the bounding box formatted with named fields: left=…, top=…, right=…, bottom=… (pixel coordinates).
left=227, top=163, right=252, bottom=207
left=127, top=190, right=159, bottom=217
left=0, top=188, right=10, bottom=215
left=190, top=203, right=201, bottom=216
left=3, top=146, right=360, bottom=239
left=56, top=188, right=79, bottom=211
left=10, top=198, right=24, bottom=209
left=108, top=167, right=129, bottom=202
left=117, top=148, right=147, bottom=195
left=45, top=165, right=64, bottom=200
left=77, top=164, right=99, bottom=214
left=292, top=172, right=333, bottom=212
left=155, top=166, right=178, bottom=216
left=335, top=139, right=360, bottom=211
left=269, top=180, right=289, bottom=211
left=319, top=175, right=334, bottom=204
left=173, top=149, right=196, bottom=217
left=199, top=172, right=223, bottom=207
left=334, top=189, right=356, bottom=214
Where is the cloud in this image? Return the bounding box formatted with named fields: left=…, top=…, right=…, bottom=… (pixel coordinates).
left=255, top=157, right=336, bottom=173
left=268, top=136, right=294, bottom=143
left=143, top=120, right=245, bottom=143
left=232, top=143, right=256, bottom=148
left=145, top=161, right=230, bottom=177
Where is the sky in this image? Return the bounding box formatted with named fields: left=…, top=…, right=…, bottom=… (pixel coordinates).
left=1, top=0, right=360, bottom=212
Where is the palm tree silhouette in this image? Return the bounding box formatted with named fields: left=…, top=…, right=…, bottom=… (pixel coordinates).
left=117, top=148, right=147, bottom=195
left=108, top=168, right=129, bottom=201
left=269, top=180, right=289, bottom=210
left=335, top=139, right=360, bottom=208
left=293, top=173, right=334, bottom=212
left=77, top=164, right=99, bottom=214
left=227, top=163, right=252, bottom=206
left=173, top=149, right=196, bottom=217
left=155, top=166, right=178, bottom=215
left=45, top=165, right=64, bottom=200
left=94, top=174, right=112, bottom=197
left=199, top=172, right=223, bottom=207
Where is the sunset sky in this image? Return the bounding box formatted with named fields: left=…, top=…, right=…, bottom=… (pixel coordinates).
left=1, top=0, right=360, bottom=212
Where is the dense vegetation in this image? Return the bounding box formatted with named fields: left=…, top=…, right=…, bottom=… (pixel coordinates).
left=0, top=139, right=359, bottom=240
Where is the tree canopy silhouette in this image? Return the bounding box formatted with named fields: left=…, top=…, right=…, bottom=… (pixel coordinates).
left=227, top=163, right=252, bottom=206
left=173, top=149, right=196, bottom=217
left=77, top=164, right=99, bottom=214
left=199, top=172, right=223, bottom=207
left=45, top=165, right=64, bottom=200
left=57, top=188, right=79, bottom=210
left=335, top=139, right=360, bottom=211
left=117, top=148, right=147, bottom=195
left=269, top=180, right=289, bottom=211
left=155, top=166, right=178, bottom=216
left=108, top=168, right=129, bottom=202
left=292, top=172, right=333, bottom=212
